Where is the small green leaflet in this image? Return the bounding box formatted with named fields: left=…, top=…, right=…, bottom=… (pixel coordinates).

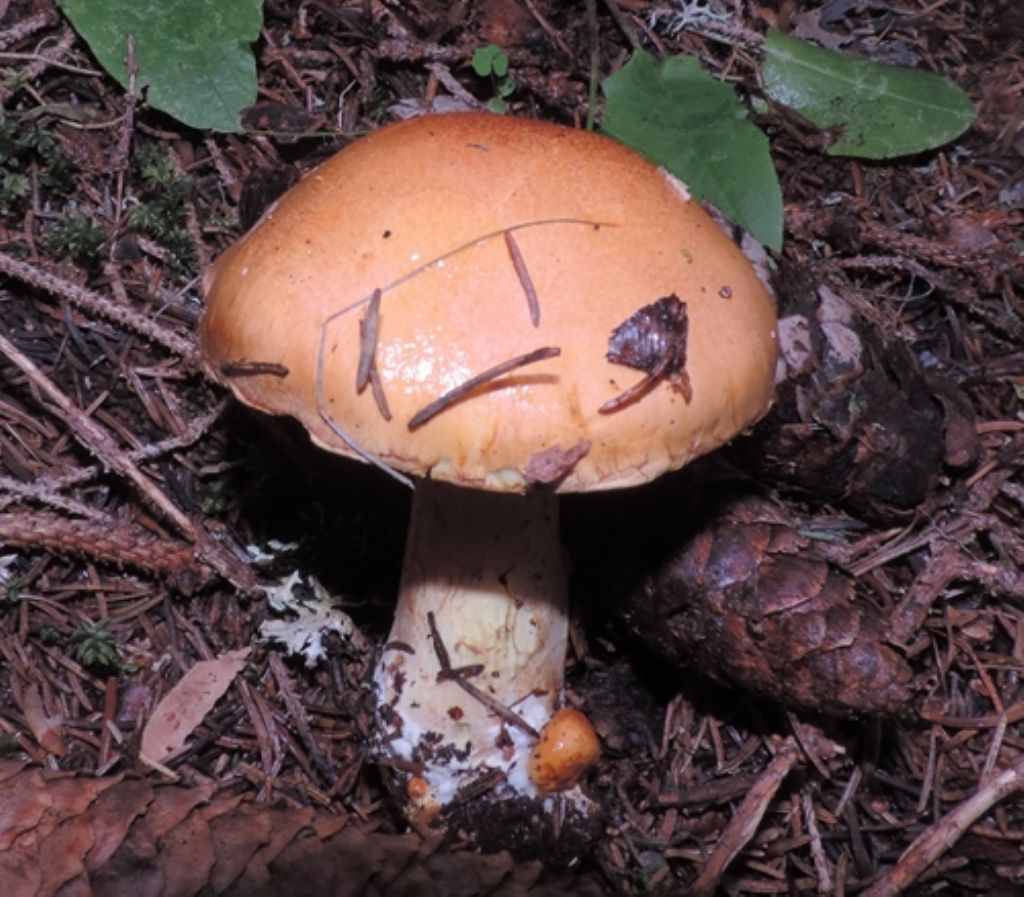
left=762, top=29, right=975, bottom=159
left=58, top=0, right=262, bottom=133
left=471, top=44, right=510, bottom=79
left=602, top=51, right=783, bottom=251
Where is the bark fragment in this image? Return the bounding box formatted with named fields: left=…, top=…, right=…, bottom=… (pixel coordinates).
left=525, top=440, right=591, bottom=486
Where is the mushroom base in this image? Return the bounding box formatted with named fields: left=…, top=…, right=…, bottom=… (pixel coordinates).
left=373, top=479, right=568, bottom=818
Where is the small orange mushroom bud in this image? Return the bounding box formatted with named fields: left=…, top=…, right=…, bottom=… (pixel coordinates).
left=406, top=775, right=431, bottom=801
left=528, top=707, right=600, bottom=793
left=404, top=774, right=442, bottom=825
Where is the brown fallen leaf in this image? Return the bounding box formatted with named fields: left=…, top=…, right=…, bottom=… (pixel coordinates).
left=20, top=683, right=67, bottom=757
left=141, top=648, right=251, bottom=764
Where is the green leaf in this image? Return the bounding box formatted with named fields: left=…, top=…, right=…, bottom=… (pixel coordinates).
left=602, top=51, right=783, bottom=251
left=491, top=51, right=510, bottom=79
left=762, top=28, right=975, bottom=159
left=57, top=0, right=262, bottom=133
left=472, top=44, right=503, bottom=78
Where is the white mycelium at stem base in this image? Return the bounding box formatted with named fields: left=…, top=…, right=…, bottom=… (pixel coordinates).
left=374, top=479, right=568, bottom=818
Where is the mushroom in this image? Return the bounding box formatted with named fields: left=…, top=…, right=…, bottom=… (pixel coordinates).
left=199, top=112, right=778, bottom=819
left=529, top=707, right=602, bottom=794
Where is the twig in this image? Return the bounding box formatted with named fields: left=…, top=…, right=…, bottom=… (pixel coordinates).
left=831, top=254, right=956, bottom=294
left=221, top=361, right=289, bottom=378
left=518, top=0, right=573, bottom=57
left=0, top=331, right=255, bottom=592
left=426, top=611, right=539, bottom=738
left=691, top=740, right=802, bottom=897
left=448, top=768, right=509, bottom=807
left=803, top=786, right=832, bottom=894
left=886, top=541, right=964, bottom=645
left=0, top=251, right=199, bottom=364
left=503, top=232, right=541, bottom=326
left=233, top=677, right=279, bottom=802
left=424, top=62, right=483, bottom=107
left=585, top=0, right=601, bottom=131
left=0, top=510, right=208, bottom=581
left=0, top=398, right=226, bottom=509
left=0, top=25, right=77, bottom=102
left=0, top=11, right=56, bottom=51
left=268, top=652, right=337, bottom=783
left=356, top=288, right=383, bottom=392
left=598, top=353, right=672, bottom=414
left=860, top=754, right=1024, bottom=897
left=368, top=366, right=392, bottom=421
left=0, top=51, right=101, bottom=77
left=919, top=700, right=1024, bottom=730
left=376, top=38, right=462, bottom=64
left=427, top=610, right=453, bottom=670
left=0, top=475, right=107, bottom=520
left=846, top=516, right=976, bottom=578
left=113, top=33, right=138, bottom=172
left=316, top=320, right=413, bottom=489
left=601, top=0, right=642, bottom=51
left=355, top=288, right=392, bottom=419
left=656, top=772, right=762, bottom=808
left=408, top=346, right=560, bottom=430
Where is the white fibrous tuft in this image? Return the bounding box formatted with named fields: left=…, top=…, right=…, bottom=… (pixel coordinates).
left=649, top=0, right=734, bottom=37
left=661, top=169, right=692, bottom=203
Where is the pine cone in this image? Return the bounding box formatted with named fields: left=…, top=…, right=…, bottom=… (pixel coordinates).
left=621, top=496, right=913, bottom=717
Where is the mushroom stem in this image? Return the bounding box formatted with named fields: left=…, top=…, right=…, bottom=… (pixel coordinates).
left=374, top=479, right=568, bottom=817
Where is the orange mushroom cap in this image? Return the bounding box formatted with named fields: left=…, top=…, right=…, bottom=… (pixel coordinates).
left=528, top=707, right=601, bottom=793
left=200, top=113, right=778, bottom=494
